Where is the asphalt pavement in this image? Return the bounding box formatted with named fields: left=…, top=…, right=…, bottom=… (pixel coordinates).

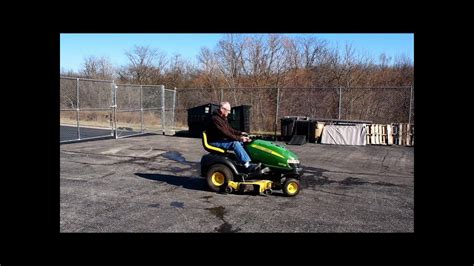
left=60, top=134, right=414, bottom=232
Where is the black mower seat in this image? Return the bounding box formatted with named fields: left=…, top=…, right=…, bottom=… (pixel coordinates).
left=202, top=131, right=227, bottom=154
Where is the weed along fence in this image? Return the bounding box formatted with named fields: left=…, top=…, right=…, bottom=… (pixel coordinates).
left=60, top=77, right=176, bottom=143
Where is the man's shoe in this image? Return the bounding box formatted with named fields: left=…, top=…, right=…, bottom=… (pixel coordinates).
left=246, top=162, right=261, bottom=173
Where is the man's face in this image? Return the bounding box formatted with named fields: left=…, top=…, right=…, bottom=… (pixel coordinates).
left=220, top=104, right=231, bottom=118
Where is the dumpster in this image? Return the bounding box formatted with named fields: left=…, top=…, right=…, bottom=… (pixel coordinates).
left=295, top=119, right=317, bottom=143
left=280, top=116, right=316, bottom=143
left=187, top=103, right=220, bottom=137
left=229, top=105, right=251, bottom=133
left=280, top=117, right=297, bottom=141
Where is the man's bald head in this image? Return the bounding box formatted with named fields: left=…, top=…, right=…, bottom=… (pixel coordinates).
left=219, top=101, right=231, bottom=118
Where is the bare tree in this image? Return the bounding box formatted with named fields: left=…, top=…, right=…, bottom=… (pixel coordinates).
left=243, top=35, right=266, bottom=86
left=240, top=34, right=286, bottom=87
left=282, top=37, right=300, bottom=70
left=394, top=54, right=414, bottom=86
left=197, top=47, right=224, bottom=88
left=295, top=36, right=330, bottom=87
left=300, top=36, right=328, bottom=69
left=265, top=34, right=286, bottom=87
left=215, top=34, right=246, bottom=88
left=118, top=46, right=168, bottom=84
left=162, top=54, right=195, bottom=88
left=60, top=68, right=83, bottom=78
left=81, top=55, right=114, bottom=80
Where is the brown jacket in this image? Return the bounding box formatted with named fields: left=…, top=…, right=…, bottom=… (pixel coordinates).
left=206, top=112, right=242, bottom=142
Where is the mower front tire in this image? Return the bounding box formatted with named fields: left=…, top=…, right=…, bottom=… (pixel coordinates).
left=206, top=164, right=234, bottom=192
left=283, top=178, right=300, bottom=197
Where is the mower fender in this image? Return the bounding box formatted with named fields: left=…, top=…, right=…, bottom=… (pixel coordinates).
left=200, top=153, right=239, bottom=177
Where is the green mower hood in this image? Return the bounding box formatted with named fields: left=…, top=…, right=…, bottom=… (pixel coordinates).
left=246, top=139, right=300, bottom=170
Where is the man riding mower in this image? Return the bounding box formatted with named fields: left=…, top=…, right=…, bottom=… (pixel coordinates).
left=200, top=102, right=303, bottom=196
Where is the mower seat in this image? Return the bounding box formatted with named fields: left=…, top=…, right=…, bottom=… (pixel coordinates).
left=202, top=131, right=227, bottom=154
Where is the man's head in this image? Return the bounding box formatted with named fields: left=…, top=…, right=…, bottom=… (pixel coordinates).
left=219, top=101, right=231, bottom=118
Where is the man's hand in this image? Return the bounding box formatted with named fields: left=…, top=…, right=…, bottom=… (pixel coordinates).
left=240, top=136, right=251, bottom=142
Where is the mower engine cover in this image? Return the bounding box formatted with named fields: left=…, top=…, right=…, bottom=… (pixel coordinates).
left=246, top=139, right=300, bottom=170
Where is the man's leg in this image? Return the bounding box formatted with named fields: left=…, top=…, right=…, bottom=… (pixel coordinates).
left=229, top=141, right=251, bottom=165
left=209, top=140, right=260, bottom=172
left=209, top=140, right=250, bottom=165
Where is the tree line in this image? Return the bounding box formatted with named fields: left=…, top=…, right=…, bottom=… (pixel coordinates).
left=61, top=34, right=413, bottom=89
left=61, top=34, right=414, bottom=129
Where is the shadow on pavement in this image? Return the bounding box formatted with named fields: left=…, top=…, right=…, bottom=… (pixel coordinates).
left=135, top=173, right=208, bottom=192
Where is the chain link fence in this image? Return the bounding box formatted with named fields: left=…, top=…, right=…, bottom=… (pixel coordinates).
left=61, top=78, right=413, bottom=142
left=60, top=77, right=176, bottom=143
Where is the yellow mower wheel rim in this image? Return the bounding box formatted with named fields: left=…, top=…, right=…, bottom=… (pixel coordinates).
left=287, top=182, right=299, bottom=194
left=211, top=172, right=225, bottom=186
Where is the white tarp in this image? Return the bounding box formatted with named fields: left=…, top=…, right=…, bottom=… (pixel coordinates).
left=320, top=124, right=367, bottom=145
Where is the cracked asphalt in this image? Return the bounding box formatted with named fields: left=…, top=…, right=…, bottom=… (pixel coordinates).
left=60, top=134, right=414, bottom=232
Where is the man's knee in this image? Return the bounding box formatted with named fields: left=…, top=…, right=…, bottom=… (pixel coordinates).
left=232, top=141, right=243, bottom=148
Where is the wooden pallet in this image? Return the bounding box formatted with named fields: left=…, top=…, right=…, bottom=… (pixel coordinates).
left=366, top=123, right=414, bottom=146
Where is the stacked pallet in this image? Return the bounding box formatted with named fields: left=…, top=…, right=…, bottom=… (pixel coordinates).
left=392, top=123, right=415, bottom=146
left=367, top=124, right=384, bottom=145
left=366, top=123, right=414, bottom=146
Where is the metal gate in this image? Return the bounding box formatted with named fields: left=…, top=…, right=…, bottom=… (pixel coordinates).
left=60, top=77, right=176, bottom=143
left=114, top=84, right=176, bottom=138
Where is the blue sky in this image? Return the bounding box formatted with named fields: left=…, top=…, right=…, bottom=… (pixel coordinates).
left=60, top=33, right=414, bottom=72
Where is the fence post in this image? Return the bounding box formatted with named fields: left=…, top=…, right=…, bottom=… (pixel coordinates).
left=140, top=85, right=144, bottom=133
left=338, top=87, right=342, bottom=120
left=76, top=78, right=81, bottom=140
left=113, top=82, right=118, bottom=139
left=172, top=87, right=177, bottom=131
left=409, top=85, right=413, bottom=125
left=161, top=85, right=165, bottom=135
left=110, top=81, right=114, bottom=138
left=274, top=87, right=280, bottom=140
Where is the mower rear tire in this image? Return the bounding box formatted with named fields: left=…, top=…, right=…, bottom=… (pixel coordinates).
left=207, top=164, right=234, bottom=192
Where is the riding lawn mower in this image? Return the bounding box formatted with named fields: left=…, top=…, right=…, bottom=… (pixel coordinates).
left=200, top=131, right=303, bottom=196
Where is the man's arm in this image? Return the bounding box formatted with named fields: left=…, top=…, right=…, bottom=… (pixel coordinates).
left=230, top=127, right=242, bottom=136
